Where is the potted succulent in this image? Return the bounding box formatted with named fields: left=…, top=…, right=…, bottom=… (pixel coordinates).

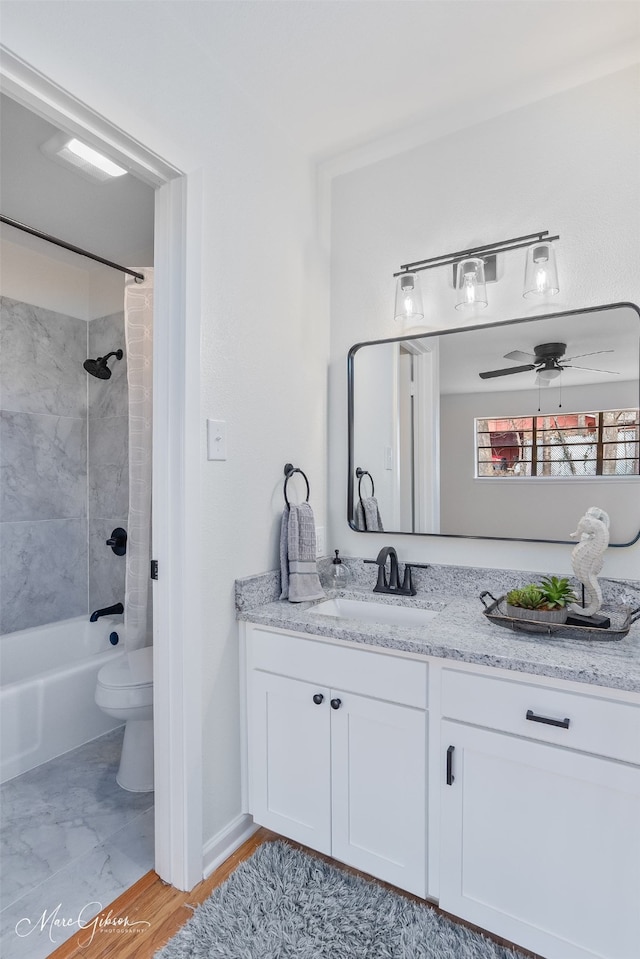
left=505, top=576, right=577, bottom=625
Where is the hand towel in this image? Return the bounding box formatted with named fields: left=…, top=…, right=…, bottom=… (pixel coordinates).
left=280, top=502, right=325, bottom=602
left=355, top=496, right=384, bottom=532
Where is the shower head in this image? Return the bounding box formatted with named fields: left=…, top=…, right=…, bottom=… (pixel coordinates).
left=83, top=349, right=123, bottom=379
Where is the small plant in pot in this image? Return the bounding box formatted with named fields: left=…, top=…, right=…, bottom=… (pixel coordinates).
left=506, top=576, right=577, bottom=624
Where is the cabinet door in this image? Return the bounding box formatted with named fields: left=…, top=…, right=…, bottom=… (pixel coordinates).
left=440, top=721, right=640, bottom=959
left=331, top=691, right=427, bottom=897
left=249, top=671, right=331, bottom=854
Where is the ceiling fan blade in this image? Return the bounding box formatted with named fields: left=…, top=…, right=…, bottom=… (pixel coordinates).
left=563, top=365, right=620, bottom=375
left=479, top=364, right=536, bottom=379
left=504, top=350, right=536, bottom=362
left=563, top=349, right=614, bottom=361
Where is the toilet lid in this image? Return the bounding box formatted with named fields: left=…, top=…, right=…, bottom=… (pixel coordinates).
left=97, top=646, right=153, bottom=689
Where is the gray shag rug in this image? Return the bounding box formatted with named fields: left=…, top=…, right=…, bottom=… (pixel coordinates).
left=156, top=840, right=528, bottom=958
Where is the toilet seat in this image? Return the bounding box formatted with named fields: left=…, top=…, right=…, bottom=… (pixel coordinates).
left=96, top=647, right=153, bottom=710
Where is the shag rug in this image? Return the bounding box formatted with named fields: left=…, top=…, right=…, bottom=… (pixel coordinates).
left=156, top=840, right=528, bottom=958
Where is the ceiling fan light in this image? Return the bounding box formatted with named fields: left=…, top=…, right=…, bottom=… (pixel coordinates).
left=394, top=271, right=424, bottom=326
left=523, top=242, right=560, bottom=297
left=538, top=366, right=561, bottom=381
left=455, top=257, right=488, bottom=311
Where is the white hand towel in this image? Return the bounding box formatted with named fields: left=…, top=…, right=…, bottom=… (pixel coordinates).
left=280, top=502, right=325, bottom=603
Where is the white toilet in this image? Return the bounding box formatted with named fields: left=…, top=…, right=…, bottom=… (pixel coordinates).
left=95, top=646, right=154, bottom=792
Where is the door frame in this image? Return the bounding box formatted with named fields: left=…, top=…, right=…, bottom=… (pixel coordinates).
left=0, top=46, right=203, bottom=890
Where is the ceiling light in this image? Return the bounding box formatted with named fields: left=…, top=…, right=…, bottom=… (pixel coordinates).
left=41, top=132, right=128, bottom=183
left=537, top=367, right=562, bottom=382
left=65, top=139, right=127, bottom=177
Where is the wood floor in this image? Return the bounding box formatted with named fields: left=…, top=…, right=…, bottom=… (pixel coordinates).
left=49, top=827, right=542, bottom=959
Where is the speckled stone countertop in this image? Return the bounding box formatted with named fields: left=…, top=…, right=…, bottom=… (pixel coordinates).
left=236, top=562, right=640, bottom=694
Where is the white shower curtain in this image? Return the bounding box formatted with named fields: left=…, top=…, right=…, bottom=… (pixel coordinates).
left=124, top=269, right=153, bottom=651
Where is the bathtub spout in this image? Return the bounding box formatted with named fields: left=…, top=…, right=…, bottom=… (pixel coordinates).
left=90, top=603, right=124, bottom=622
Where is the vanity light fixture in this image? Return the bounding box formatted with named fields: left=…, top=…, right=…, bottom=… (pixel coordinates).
left=523, top=241, right=560, bottom=297
left=454, top=257, right=488, bottom=311
left=394, top=230, right=560, bottom=325
left=394, top=271, right=424, bottom=324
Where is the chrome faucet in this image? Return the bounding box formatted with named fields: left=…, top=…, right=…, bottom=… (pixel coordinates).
left=364, top=547, right=429, bottom=597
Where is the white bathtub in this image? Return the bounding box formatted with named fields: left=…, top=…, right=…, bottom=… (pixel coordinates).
left=0, top=615, right=124, bottom=783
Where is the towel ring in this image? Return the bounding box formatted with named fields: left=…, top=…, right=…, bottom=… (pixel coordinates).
left=283, top=463, right=310, bottom=508
left=356, top=467, right=375, bottom=504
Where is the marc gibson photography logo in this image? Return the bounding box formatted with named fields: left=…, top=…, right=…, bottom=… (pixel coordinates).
left=15, top=901, right=152, bottom=947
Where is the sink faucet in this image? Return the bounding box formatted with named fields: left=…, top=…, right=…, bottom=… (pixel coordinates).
left=364, top=547, right=429, bottom=597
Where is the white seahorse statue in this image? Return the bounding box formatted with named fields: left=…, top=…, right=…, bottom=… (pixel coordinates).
left=567, top=506, right=610, bottom=618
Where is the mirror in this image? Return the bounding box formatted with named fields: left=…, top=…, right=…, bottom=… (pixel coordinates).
left=348, top=303, right=640, bottom=545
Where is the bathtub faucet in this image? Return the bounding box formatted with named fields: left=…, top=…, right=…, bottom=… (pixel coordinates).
left=90, top=602, right=124, bottom=622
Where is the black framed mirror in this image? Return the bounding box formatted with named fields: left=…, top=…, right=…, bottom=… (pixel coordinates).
left=348, top=303, right=640, bottom=546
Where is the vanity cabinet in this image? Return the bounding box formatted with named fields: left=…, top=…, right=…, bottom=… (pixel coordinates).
left=245, top=627, right=428, bottom=897
left=439, top=668, right=640, bottom=959
left=241, top=620, right=640, bottom=959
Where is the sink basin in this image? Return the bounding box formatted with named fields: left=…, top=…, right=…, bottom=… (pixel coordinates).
left=310, top=597, right=440, bottom=628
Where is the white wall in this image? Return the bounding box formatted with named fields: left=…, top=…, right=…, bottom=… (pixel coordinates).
left=328, top=65, right=640, bottom=579
left=1, top=5, right=329, bottom=848
left=0, top=234, right=153, bottom=319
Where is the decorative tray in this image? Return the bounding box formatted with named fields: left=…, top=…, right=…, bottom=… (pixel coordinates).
left=479, top=591, right=640, bottom=641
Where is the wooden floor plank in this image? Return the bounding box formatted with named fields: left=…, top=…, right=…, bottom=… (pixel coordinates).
left=46, top=826, right=541, bottom=959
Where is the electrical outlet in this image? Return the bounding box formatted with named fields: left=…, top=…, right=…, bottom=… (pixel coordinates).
left=315, top=526, right=326, bottom=557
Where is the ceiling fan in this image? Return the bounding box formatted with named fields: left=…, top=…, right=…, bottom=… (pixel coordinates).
left=479, top=342, right=618, bottom=386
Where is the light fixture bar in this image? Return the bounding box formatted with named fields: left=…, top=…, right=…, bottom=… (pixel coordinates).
left=395, top=231, right=554, bottom=277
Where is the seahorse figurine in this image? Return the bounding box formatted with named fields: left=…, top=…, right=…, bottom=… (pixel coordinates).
left=567, top=507, right=610, bottom=618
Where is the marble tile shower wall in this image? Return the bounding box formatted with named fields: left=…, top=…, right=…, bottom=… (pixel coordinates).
left=88, top=311, right=128, bottom=615
left=0, top=297, right=88, bottom=633
left=0, top=297, right=129, bottom=634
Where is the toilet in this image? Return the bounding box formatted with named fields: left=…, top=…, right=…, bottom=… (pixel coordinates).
left=95, top=646, right=154, bottom=792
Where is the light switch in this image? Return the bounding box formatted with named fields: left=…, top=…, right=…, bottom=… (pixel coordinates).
left=207, top=419, right=227, bottom=460
left=384, top=446, right=393, bottom=470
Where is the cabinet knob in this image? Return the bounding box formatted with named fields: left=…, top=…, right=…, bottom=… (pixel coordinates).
left=312, top=693, right=324, bottom=705
left=330, top=698, right=342, bottom=710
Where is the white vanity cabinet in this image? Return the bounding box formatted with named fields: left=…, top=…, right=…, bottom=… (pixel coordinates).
left=241, top=617, right=640, bottom=959
left=438, top=668, right=640, bottom=959
left=245, top=626, right=428, bottom=897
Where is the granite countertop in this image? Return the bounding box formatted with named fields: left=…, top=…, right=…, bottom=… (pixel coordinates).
left=237, top=571, right=640, bottom=695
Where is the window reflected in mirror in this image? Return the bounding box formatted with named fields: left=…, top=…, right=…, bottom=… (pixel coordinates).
left=475, top=410, right=640, bottom=478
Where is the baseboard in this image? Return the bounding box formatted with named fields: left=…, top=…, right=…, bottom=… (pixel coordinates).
left=202, top=813, right=259, bottom=879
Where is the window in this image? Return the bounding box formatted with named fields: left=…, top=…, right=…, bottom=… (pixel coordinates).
left=475, top=410, right=640, bottom=478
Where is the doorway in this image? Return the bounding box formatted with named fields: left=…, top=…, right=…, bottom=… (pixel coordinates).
left=0, top=47, right=202, bottom=899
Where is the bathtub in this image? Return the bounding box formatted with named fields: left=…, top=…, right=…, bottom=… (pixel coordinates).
left=0, top=616, right=124, bottom=783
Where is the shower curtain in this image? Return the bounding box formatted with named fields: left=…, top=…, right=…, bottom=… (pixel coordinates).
left=124, top=269, right=153, bottom=651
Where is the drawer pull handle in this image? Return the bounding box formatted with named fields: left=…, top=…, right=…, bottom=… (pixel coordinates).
left=526, top=709, right=570, bottom=729
left=330, top=698, right=342, bottom=710
left=446, top=745, right=455, bottom=785
left=312, top=693, right=324, bottom=705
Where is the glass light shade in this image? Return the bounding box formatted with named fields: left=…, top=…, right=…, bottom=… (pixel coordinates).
left=523, top=242, right=559, bottom=297
left=394, top=272, right=424, bottom=324
left=454, top=257, right=488, bottom=310
left=537, top=366, right=561, bottom=382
